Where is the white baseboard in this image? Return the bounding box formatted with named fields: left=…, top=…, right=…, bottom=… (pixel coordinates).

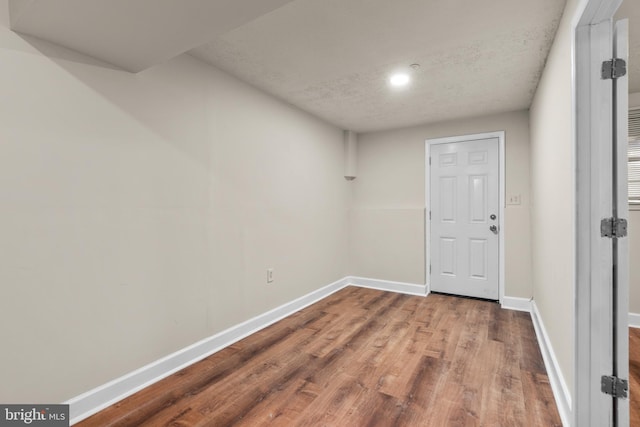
left=501, top=296, right=532, bottom=312
left=347, top=276, right=428, bottom=297
left=530, top=301, right=571, bottom=427
left=65, top=276, right=563, bottom=425
left=66, top=277, right=351, bottom=425
left=629, top=312, right=640, bottom=328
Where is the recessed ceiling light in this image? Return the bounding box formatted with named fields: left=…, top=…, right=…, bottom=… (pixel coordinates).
left=389, top=73, right=410, bottom=87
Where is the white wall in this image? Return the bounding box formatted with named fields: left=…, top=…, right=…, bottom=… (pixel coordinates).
left=350, top=110, right=532, bottom=298
left=629, top=92, right=640, bottom=315
left=0, top=9, right=349, bottom=403
left=529, top=0, right=580, bottom=400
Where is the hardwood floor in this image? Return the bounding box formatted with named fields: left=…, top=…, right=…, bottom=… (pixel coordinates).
left=631, top=327, right=640, bottom=426
left=77, top=287, right=561, bottom=426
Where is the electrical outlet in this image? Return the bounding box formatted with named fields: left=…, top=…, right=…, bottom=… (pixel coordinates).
left=267, top=268, right=274, bottom=283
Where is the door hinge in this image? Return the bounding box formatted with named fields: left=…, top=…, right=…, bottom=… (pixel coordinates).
left=600, top=217, right=628, bottom=238
left=601, top=375, right=628, bottom=399
left=601, top=58, right=627, bottom=80
left=429, top=211, right=431, bottom=220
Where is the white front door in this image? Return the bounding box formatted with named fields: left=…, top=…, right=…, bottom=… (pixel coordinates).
left=429, top=137, right=500, bottom=300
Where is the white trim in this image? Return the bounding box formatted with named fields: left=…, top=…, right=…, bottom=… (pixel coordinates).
left=501, top=296, right=532, bottom=312
left=531, top=301, right=572, bottom=427
left=629, top=313, right=640, bottom=328
left=425, top=131, right=505, bottom=303
left=347, top=276, right=428, bottom=297
left=66, top=277, right=351, bottom=425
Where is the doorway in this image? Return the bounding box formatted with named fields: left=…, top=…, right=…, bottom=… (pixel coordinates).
left=426, top=131, right=505, bottom=302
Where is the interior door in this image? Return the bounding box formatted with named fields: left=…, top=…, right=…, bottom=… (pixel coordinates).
left=612, top=18, right=629, bottom=427
left=430, top=137, right=499, bottom=300
left=575, top=5, right=628, bottom=425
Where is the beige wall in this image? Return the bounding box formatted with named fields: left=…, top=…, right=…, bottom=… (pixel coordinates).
left=529, top=0, right=579, bottom=400
left=630, top=92, right=640, bottom=314
left=0, top=14, right=349, bottom=402
left=350, top=110, right=533, bottom=298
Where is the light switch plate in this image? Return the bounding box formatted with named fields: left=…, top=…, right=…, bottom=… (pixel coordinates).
left=507, top=194, right=521, bottom=205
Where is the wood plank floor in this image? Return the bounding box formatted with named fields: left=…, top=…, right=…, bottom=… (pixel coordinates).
left=631, top=327, right=640, bottom=426
left=77, top=287, right=561, bottom=426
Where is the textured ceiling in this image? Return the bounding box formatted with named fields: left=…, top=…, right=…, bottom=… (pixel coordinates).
left=616, top=0, right=640, bottom=94
left=190, top=0, right=567, bottom=133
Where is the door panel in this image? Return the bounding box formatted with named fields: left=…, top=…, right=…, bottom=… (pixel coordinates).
left=440, top=177, right=457, bottom=222
left=439, top=238, right=456, bottom=276
left=469, top=239, right=487, bottom=279
left=430, top=138, right=499, bottom=300
left=469, top=151, right=488, bottom=164
left=439, top=153, right=457, bottom=166
left=469, top=175, right=487, bottom=222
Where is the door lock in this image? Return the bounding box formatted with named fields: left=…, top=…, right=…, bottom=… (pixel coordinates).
left=489, top=225, right=499, bottom=234
left=490, top=214, right=496, bottom=220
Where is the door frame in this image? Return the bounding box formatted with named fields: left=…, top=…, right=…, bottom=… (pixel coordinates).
left=425, top=131, right=506, bottom=303
left=574, top=0, right=627, bottom=425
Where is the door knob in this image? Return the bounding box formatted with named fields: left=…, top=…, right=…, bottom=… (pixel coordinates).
left=489, top=225, right=499, bottom=234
